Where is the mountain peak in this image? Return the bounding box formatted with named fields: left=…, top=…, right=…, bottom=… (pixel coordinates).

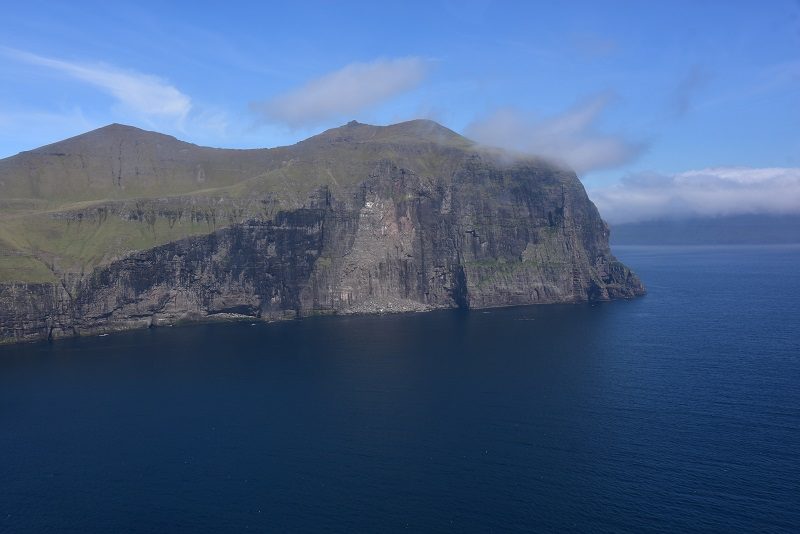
left=99, top=122, right=143, bottom=132
left=81, top=123, right=181, bottom=143
left=303, top=119, right=472, bottom=148
left=31, top=123, right=191, bottom=155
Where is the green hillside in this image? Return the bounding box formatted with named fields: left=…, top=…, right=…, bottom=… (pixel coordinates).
left=0, top=119, right=485, bottom=281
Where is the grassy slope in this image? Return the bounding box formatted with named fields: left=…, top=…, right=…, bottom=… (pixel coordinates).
left=0, top=119, right=550, bottom=282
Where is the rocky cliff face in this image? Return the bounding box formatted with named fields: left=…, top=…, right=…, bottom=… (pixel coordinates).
left=0, top=121, right=644, bottom=344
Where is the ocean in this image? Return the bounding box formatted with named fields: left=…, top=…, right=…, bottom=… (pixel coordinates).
left=1, top=245, right=798, bottom=532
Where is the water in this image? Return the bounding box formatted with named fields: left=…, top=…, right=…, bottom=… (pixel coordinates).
left=1, top=246, right=799, bottom=532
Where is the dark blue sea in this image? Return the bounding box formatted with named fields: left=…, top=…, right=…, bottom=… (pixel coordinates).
left=2, top=246, right=799, bottom=532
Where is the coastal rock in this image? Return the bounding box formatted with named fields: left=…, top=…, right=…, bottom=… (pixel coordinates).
left=0, top=120, right=644, bottom=344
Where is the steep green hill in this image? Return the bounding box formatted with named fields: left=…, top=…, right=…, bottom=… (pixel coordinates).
left=0, top=120, right=481, bottom=280
left=0, top=119, right=644, bottom=345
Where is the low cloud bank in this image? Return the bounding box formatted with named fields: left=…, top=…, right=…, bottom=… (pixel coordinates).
left=590, top=167, right=800, bottom=224
left=252, top=57, right=428, bottom=128
left=465, top=94, right=644, bottom=174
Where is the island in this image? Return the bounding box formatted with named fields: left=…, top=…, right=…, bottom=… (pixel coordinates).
left=0, top=119, right=644, bottom=344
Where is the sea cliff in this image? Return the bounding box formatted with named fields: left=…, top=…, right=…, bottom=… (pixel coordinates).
left=0, top=120, right=644, bottom=344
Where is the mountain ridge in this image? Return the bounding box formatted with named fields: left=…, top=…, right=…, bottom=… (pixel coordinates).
left=29, top=123, right=193, bottom=153
left=0, top=120, right=644, bottom=345
left=0, top=119, right=495, bottom=204
left=20, top=118, right=472, bottom=158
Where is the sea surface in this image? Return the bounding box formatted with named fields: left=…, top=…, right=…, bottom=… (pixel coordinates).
left=1, top=245, right=799, bottom=532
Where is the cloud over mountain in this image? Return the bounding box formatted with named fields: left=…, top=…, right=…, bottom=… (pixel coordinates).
left=252, top=57, right=428, bottom=128
left=465, top=94, right=645, bottom=174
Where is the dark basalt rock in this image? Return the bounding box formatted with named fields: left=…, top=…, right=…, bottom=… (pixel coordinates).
left=0, top=122, right=644, bottom=344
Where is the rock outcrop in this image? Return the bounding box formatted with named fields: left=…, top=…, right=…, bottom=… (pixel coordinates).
left=0, top=120, right=644, bottom=344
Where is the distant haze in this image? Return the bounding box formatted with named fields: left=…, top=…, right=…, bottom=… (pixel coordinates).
left=589, top=167, right=800, bottom=224
left=609, top=214, right=800, bottom=245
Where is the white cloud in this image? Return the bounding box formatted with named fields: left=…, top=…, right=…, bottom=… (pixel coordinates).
left=590, top=167, right=800, bottom=224
left=252, top=57, right=429, bottom=127
left=3, top=48, right=192, bottom=122
left=465, top=94, right=644, bottom=175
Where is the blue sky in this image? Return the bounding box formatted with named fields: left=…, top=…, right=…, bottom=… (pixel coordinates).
left=1, top=1, right=798, bottom=221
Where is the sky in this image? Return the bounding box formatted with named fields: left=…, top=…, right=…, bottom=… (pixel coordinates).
left=1, top=0, right=798, bottom=223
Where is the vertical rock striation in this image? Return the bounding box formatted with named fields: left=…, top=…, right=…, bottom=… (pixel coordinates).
left=0, top=120, right=644, bottom=344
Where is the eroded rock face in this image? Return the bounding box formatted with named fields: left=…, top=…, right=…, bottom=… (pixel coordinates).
left=0, top=157, right=644, bottom=344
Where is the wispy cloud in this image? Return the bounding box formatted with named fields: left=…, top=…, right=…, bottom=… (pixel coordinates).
left=252, top=57, right=429, bottom=128
left=465, top=94, right=645, bottom=174
left=590, top=167, right=800, bottom=224
left=670, top=65, right=711, bottom=117
left=2, top=48, right=192, bottom=123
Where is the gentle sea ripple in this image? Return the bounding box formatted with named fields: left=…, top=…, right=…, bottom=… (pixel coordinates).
left=1, top=245, right=798, bottom=532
